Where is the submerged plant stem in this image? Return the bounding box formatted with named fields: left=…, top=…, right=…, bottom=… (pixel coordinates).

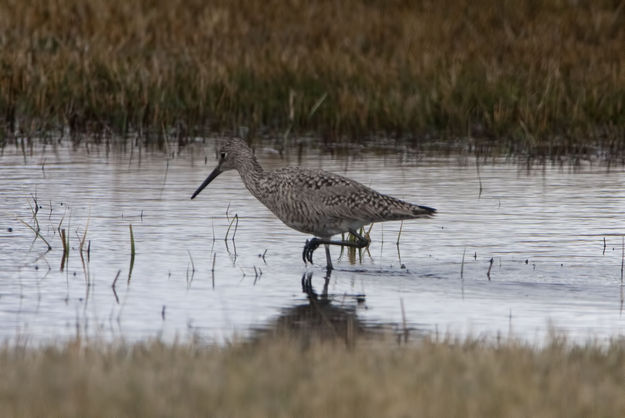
left=128, top=224, right=135, bottom=283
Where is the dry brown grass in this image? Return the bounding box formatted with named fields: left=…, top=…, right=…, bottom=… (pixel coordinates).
left=2, top=336, right=625, bottom=417
left=1, top=0, right=624, bottom=148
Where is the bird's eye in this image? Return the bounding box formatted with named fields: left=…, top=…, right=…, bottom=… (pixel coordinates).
left=220, top=152, right=227, bottom=159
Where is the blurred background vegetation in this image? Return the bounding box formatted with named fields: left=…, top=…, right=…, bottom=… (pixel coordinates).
left=1, top=0, right=624, bottom=149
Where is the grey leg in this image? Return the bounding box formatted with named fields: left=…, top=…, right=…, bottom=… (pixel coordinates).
left=324, top=244, right=333, bottom=271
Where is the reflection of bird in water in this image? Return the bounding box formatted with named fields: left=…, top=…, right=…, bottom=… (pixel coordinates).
left=252, top=272, right=367, bottom=345
left=191, top=138, right=436, bottom=270
left=301, top=271, right=330, bottom=299
left=252, top=272, right=422, bottom=345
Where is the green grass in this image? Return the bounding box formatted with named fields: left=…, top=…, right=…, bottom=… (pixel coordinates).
left=2, top=336, right=625, bottom=417
left=1, top=0, right=624, bottom=149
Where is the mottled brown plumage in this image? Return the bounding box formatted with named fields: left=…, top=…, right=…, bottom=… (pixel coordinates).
left=191, top=138, right=436, bottom=270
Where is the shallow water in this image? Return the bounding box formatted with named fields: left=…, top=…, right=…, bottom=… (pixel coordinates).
left=1, top=140, right=625, bottom=344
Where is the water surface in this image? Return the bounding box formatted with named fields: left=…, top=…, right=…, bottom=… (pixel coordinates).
left=1, top=140, right=624, bottom=344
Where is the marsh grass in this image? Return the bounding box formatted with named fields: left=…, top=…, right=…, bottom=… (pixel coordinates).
left=1, top=0, right=624, bottom=150
left=17, top=216, right=51, bottom=251
left=17, top=196, right=52, bottom=250
left=1, top=335, right=625, bottom=417
left=59, top=228, right=68, bottom=271
left=127, top=224, right=135, bottom=283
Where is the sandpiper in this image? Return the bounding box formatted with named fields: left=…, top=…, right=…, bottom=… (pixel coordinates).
left=191, top=138, right=435, bottom=270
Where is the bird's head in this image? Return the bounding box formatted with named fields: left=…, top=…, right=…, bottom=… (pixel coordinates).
left=190, top=138, right=255, bottom=199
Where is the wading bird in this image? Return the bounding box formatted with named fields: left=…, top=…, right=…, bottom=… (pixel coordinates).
left=191, top=138, right=435, bottom=270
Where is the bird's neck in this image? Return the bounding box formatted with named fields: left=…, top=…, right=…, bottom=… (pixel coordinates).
left=237, top=154, right=265, bottom=196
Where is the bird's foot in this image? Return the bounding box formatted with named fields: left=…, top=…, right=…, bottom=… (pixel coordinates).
left=302, top=238, right=321, bottom=264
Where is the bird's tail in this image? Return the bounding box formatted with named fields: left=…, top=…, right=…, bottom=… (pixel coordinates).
left=373, top=193, right=436, bottom=221
left=383, top=200, right=436, bottom=221
left=411, top=204, right=436, bottom=218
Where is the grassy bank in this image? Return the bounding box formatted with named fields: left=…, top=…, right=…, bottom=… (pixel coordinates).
left=2, top=336, right=625, bottom=417
left=1, top=0, right=624, bottom=147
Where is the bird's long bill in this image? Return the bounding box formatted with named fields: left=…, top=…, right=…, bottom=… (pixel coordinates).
left=190, top=166, right=222, bottom=199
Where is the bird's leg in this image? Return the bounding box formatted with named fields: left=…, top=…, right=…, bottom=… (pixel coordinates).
left=322, top=270, right=330, bottom=297
left=324, top=244, right=333, bottom=271
left=303, top=229, right=370, bottom=265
